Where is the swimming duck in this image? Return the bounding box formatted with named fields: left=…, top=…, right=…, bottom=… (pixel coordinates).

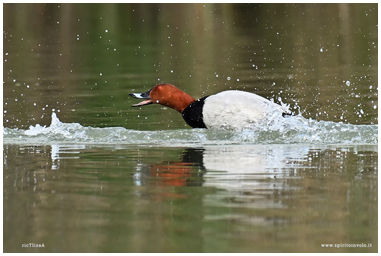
left=129, top=83, right=291, bottom=130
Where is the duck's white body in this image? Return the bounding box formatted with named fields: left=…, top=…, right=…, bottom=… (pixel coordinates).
left=202, top=90, right=288, bottom=130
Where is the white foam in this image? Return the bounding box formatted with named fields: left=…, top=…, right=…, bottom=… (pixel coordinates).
left=3, top=112, right=378, bottom=145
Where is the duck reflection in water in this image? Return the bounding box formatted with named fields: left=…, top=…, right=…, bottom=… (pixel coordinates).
left=134, top=148, right=205, bottom=187
left=133, top=145, right=310, bottom=202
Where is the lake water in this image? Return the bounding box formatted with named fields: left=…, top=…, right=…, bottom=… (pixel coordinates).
left=3, top=3, right=378, bottom=253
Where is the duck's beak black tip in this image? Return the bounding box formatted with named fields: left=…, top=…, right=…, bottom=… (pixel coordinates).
left=129, top=90, right=153, bottom=107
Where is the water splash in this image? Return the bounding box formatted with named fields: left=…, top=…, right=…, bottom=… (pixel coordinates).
left=3, top=112, right=378, bottom=145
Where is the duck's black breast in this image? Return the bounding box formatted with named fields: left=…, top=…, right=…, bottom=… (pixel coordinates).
left=181, top=96, right=209, bottom=128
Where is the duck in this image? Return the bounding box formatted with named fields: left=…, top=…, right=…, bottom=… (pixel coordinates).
left=129, top=83, right=292, bottom=130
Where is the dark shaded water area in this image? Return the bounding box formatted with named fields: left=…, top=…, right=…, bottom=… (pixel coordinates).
left=3, top=3, right=378, bottom=253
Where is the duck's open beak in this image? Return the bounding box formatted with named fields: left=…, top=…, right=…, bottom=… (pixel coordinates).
left=129, top=89, right=153, bottom=107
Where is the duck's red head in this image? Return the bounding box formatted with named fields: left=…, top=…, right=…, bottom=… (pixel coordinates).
left=129, top=84, right=196, bottom=113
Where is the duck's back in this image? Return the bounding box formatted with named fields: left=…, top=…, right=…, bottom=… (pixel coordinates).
left=202, top=90, right=288, bottom=130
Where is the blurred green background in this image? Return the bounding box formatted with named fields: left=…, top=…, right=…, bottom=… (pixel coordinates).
left=3, top=3, right=378, bottom=130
